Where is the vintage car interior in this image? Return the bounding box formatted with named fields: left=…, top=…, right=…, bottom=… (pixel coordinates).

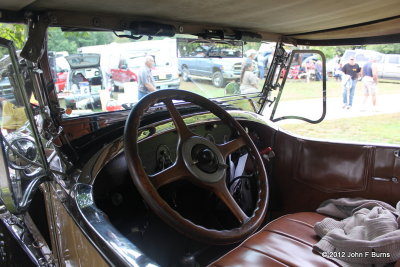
left=0, top=0, right=399, bottom=266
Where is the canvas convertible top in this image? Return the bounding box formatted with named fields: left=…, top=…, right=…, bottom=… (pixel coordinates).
left=1, top=0, right=399, bottom=45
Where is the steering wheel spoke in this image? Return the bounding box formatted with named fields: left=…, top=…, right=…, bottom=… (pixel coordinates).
left=164, top=99, right=194, bottom=141
left=217, top=137, right=246, bottom=159
left=149, top=160, right=188, bottom=189
left=212, top=180, right=249, bottom=224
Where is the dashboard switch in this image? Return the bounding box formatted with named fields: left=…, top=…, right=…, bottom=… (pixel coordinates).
left=260, top=147, right=275, bottom=161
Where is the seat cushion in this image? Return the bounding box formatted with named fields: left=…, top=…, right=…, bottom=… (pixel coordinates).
left=209, top=212, right=339, bottom=267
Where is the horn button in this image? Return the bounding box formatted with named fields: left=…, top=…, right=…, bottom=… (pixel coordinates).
left=182, top=136, right=225, bottom=183
left=192, top=145, right=218, bottom=173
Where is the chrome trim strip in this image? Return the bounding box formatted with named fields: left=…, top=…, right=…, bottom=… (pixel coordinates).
left=0, top=137, right=16, bottom=212
left=69, top=183, right=158, bottom=266
left=371, top=176, right=392, bottom=182
left=0, top=210, right=51, bottom=265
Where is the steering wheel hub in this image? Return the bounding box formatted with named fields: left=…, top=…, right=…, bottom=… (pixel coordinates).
left=192, top=145, right=218, bottom=173
left=182, top=136, right=225, bottom=183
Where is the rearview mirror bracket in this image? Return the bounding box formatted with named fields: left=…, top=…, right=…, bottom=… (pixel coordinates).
left=258, top=42, right=290, bottom=113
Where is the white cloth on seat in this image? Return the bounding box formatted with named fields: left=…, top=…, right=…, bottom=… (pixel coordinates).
left=316, top=198, right=399, bottom=220
left=313, top=198, right=400, bottom=267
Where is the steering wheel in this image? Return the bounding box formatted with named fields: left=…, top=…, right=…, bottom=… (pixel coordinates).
left=124, top=89, right=268, bottom=244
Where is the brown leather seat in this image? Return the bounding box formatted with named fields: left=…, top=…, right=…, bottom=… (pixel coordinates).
left=209, top=212, right=339, bottom=267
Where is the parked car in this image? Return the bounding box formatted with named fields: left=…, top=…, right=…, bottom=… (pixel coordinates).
left=0, top=76, right=15, bottom=104
left=341, top=50, right=400, bottom=80
left=378, top=53, right=400, bottom=80
left=0, top=54, right=18, bottom=104
left=111, top=54, right=180, bottom=92
left=0, top=1, right=399, bottom=267
left=179, top=57, right=243, bottom=87
left=59, top=53, right=106, bottom=110
left=178, top=39, right=253, bottom=87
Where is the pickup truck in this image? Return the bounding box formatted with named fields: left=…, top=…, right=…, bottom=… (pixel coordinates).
left=111, top=55, right=180, bottom=92
left=378, top=54, right=400, bottom=80
left=178, top=57, right=243, bottom=88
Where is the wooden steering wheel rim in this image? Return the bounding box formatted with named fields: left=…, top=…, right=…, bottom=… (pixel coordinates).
left=124, top=89, right=268, bottom=244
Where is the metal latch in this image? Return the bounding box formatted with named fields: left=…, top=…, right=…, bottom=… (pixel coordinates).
left=371, top=176, right=398, bottom=183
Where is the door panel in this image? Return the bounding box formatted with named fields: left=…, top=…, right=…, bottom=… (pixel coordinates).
left=294, top=140, right=372, bottom=193
left=371, top=147, right=400, bottom=202
left=47, top=183, right=109, bottom=267
left=271, top=130, right=399, bottom=214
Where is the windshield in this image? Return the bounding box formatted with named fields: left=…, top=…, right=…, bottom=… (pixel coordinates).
left=47, top=28, right=270, bottom=117
left=177, top=40, right=243, bottom=58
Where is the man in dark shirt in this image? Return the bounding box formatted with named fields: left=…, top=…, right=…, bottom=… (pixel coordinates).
left=341, top=57, right=361, bottom=109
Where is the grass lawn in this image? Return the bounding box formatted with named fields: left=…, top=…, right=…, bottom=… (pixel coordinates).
left=180, top=78, right=226, bottom=98
left=180, top=78, right=400, bottom=102
left=179, top=77, right=400, bottom=145
left=281, top=113, right=400, bottom=145
left=279, top=80, right=400, bottom=101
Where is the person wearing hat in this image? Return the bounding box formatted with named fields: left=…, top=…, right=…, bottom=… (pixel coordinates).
left=341, top=57, right=361, bottom=109
left=243, top=49, right=257, bottom=68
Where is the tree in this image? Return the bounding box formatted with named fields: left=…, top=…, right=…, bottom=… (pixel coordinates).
left=313, top=44, right=400, bottom=60
left=365, top=44, right=400, bottom=54
left=47, top=28, right=114, bottom=54
left=0, top=24, right=26, bottom=57
left=312, top=46, right=361, bottom=59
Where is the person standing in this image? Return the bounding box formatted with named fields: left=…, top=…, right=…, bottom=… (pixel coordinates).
left=341, top=57, right=361, bottom=109
left=257, top=51, right=271, bottom=78
left=240, top=62, right=259, bottom=94
left=315, top=60, right=322, bottom=81
left=301, top=59, right=315, bottom=83
left=243, top=49, right=257, bottom=68
left=138, top=55, right=157, bottom=99
left=361, top=57, right=379, bottom=111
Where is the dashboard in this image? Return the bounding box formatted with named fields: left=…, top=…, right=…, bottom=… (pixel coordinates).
left=137, top=121, right=233, bottom=175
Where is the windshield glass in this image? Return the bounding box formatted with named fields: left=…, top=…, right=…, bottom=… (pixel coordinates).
left=47, top=28, right=270, bottom=117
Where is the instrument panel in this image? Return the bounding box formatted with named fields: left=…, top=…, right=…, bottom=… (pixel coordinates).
left=137, top=121, right=232, bottom=175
